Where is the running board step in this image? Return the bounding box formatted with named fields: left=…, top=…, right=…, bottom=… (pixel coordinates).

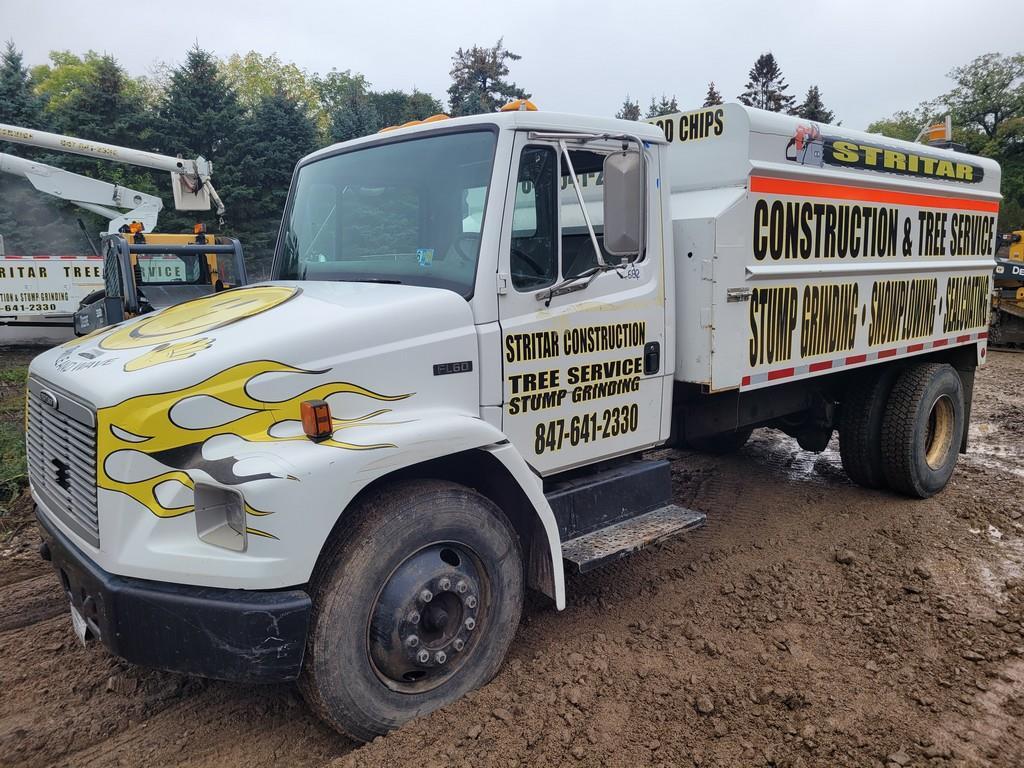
left=561, top=505, right=706, bottom=573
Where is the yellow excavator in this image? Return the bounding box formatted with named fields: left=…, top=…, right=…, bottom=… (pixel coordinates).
left=992, top=229, right=1024, bottom=347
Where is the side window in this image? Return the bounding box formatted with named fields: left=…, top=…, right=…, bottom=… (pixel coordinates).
left=560, top=149, right=617, bottom=277
left=511, top=146, right=558, bottom=290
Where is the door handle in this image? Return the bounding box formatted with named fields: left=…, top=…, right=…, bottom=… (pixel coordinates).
left=643, top=342, right=660, bottom=375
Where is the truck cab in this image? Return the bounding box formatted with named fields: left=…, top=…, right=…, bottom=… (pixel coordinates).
left=28, top=105, right=998, bottom=741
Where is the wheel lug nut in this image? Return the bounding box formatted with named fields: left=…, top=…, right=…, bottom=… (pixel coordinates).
left=438, top=577, right=451, bottom=591
left=408, top=610, right=420, bottom=625
left=417, top=648, right=430, bottom=664
left=435, top=651, right=447, bottom=664
left=453, top=638, right=465, bottom=652
left=456, top=581, right=468, bottom=594
left=465, top=595, right=477, bottom=609
left=419, top=589, right=433, bottom=603
left=406, top=635, right=419, bottom=648
left=465, top=617, right=476, bottom=631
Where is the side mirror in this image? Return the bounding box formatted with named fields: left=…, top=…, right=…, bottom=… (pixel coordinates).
left=602, top=150, right=643, bottom=257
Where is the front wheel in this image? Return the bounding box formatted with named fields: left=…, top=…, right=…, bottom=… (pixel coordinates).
left=300, top=479, right=523, bottom=742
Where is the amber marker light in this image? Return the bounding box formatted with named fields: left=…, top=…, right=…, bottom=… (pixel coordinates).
left=301, top=399, right=333, bottom=441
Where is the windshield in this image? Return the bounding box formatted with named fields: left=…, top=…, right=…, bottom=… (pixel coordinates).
left=277, top=129, right=497, bottom=296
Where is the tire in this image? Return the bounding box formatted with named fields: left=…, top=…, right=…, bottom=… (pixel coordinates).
left=300, top=479, right=524, bottom=742
left=687, top=427, right=753, bottom=454
left=880, top=363, right=965, bottom=498
left=839, top=368, right=898, bottom=488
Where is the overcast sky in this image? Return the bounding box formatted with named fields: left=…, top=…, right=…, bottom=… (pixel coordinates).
left=2, top=0, right=1020, bottom=131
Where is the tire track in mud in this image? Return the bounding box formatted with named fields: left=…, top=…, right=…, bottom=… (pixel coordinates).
left=1, top=354, right=1022, bottom=767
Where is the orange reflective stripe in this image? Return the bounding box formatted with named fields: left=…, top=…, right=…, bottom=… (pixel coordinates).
left=749, top=176, right=999, bottom=214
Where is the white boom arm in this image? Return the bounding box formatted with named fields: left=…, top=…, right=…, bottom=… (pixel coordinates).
left=0, top=152, right=163, bottom=234
left=0, top=123, right=225, bottom=217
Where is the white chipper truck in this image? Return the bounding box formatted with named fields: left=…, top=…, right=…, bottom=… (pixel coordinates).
left=27, top=103, right=999, bottom=740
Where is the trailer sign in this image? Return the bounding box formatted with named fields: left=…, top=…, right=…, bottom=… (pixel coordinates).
left=0, top=255, right=103, bottom=316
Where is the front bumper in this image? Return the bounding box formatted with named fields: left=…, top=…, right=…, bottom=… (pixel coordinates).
left=37, top=509, right=311, bottom=683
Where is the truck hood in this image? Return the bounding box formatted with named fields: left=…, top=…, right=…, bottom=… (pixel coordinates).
left=29, top=281, right=478, bottom=409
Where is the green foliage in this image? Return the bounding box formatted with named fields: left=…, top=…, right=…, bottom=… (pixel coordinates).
left=796, top=85, right=835, bottom=123
left=944, top=53, right=1024, bottom=139
left=447, top=38, right=528, bottom=116
left=231, top=91, right=319, bottom=272
left=738, top=53, right=796, bottom=113
left=330, top=91, right=380, bottom=142
left=615, top=96, right=641, bottom=121
left=645, top=94, right=679, bottom=119
left=869, top=52, right=1024, bottom=230
left=0, top=40, right=41, bottom=126
left=0, top=362, right=28, bottom=524
left=154, top=45, right=243, bottom=163
left=702, top=82, right=723, bottom=108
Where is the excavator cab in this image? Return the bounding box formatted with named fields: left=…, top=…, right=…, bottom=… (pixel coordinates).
left=73, top=227, right=247, bottom=335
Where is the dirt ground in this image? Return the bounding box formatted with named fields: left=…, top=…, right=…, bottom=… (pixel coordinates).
left=1, top=351, right=1022, bottom=768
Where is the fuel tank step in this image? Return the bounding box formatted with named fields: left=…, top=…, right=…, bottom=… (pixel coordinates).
left=561, top=504, right=706, bottom=573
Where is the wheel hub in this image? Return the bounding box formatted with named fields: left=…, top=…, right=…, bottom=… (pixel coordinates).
left=925, top=394, right=955, bottom=470
left=368, top=544, right=483, bottom=692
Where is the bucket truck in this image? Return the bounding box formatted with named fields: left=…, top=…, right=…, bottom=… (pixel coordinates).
left=0, top=123, right=245, bottom=343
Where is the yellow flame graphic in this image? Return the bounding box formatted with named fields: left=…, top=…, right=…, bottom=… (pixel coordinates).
left=96, top=360, right=411, bottom=537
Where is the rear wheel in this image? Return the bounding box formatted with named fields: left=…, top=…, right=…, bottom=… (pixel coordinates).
left=880, top=363, right=964, bottom=498
left=300, top=479, right=523, bottom=742
left=839, top=368, right=898, bottom=488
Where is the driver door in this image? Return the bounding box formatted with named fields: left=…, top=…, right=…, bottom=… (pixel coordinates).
left=497, top=132, right=667, bottom=475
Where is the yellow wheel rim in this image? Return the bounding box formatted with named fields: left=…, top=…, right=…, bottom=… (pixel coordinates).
left=924, top=395, right=955, bottom=470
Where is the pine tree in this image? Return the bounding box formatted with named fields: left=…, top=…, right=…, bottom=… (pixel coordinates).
left=447, top=39, right=528, bottom=116
left=738, top=53, right=796, bottom=113
left=154, top=46, right=243, bottom=164
left=330, top=92, right=380, bottom=142
left=370, top=89, right=444, bottom=128
left=645, top=94, right=679, bottom=119
left=233, top=91, right=319, bottom=272
left=702, top=81, right=723, bottom=107
left=615, top=95, right=641, bottom=121
left=796, top=85, right=835, bottom=123
left=0, top=41, right=42, bottom=128
left=153, top=46, right=246, bottom=235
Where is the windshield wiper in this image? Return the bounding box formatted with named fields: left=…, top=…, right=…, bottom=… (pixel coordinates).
left=339, top=277, right=403, bottom=285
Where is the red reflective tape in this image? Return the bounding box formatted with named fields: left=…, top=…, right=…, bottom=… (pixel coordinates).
left=845, top=354, right=867, bottom=365
left=808, top=360, right=833, bottom=372
left=978, top=331, right=988, bottom=340
left=932, top=338, right=949, bottom=347
left=906, top=343, right=924, bottom=353
left=956, top=334, right=971, bottom=343
left=767, top=367, right=795, bottom=381
left=877, top=348, right=898, bottom=359
left=749, top=176, right=1000, bottom=213
left=741, top=375, right=751, bottom=386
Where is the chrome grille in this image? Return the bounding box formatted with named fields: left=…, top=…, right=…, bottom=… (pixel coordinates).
left=26, top=379, right=99, bottom=547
